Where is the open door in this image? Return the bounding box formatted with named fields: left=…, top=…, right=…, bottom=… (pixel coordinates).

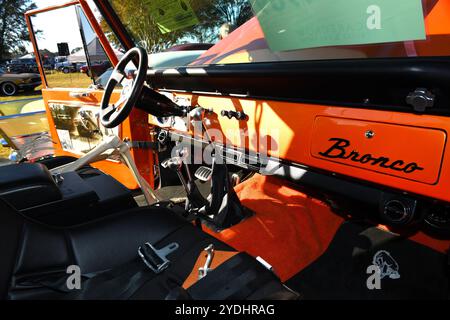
left=24, top=0, right=154, bottom=189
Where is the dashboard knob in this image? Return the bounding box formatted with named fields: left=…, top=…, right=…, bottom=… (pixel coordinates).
left=406, top=88, right=435, bottom=112
left=220, top=110, right=248, bottom=121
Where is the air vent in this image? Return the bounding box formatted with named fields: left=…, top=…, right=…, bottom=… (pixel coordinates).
left=379, top=194, right=418, bottom=226
left=383, top=200, right=410, bottom=223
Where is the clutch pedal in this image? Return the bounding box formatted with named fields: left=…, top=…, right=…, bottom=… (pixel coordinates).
left=194, top=166, right=213, bottom=182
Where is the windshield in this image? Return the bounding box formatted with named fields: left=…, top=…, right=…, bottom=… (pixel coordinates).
left=107, top=0, right=450, bottom=66
left=0, top=68, right=4, bottom=74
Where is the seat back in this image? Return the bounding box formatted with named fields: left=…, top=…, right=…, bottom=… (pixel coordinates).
left=0, top=199, right=25, bottom=299
left=0, top=198, right=73, bottom=300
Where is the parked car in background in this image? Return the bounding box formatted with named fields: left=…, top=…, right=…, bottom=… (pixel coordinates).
left=0, top=60, right=9, bottom=70
left=42, top=59, right=55, bottom=71
left=54, top=56, right=69, bottom=70
left=60, top=64, right=80, bottom=74
left=42, top=63, right=54, bottom=71
left=57, top=62, right=84, bottom=74
left=0, top=67, right=41, bottom=96
left=6, top=59, right=39, bottom=74
left=80, top=61, right=111, bottom=78
left=54, top=56, right=82, bottom=73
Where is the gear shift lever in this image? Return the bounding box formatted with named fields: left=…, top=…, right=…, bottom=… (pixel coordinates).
left=198, top=155, right=252, bottom=230
left=161, top=156, right=190, bottom=197
left=169, top=106, right=252, bottom=228
left=161, top=148, right=207, bottom=210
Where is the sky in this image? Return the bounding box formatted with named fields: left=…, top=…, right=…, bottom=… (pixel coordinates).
left=25, top=0, right=99, bottom=54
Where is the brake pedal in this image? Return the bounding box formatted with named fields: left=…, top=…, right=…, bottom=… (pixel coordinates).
left=195, top=166, right=213, bottom=182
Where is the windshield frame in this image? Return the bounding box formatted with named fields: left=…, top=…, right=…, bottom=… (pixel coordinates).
left=93, top=0, right=135, bottom=52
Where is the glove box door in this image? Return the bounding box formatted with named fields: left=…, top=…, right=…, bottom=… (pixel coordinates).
left=310, top=116, right=446, bottom=185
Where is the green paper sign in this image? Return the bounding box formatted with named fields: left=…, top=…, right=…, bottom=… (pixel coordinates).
left=251, top=0, right=426, bottom=52
left=146, top=0, right=199, bottom=34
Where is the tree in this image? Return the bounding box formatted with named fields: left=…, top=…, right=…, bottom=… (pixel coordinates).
left=102, top=0, right=253, bottom=53
left=0, top=0, right=37, bottom=60
left=190, top=0, right=253, bottom=41
left=71, top=47, right=83, bottom=54
left=102, top=0, right=186, bottom=53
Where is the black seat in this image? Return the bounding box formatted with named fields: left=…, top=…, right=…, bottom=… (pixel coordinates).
left=0, top=163, right=62, bottom=210
left=36, top=156, right=79, bottom=170
left=0, top=199, right=296, bottom=300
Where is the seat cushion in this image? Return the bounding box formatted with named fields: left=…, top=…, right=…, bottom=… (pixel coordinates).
left=68, top=207, right=199, bottom=274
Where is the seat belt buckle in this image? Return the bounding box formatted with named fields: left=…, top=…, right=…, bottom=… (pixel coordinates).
left=138, top=242, right=179, bottom=274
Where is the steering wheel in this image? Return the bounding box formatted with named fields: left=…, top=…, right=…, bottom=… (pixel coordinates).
left=100, top=47, right=148, bottom=128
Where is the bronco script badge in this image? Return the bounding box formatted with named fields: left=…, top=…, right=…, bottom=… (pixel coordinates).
left=319, top=138, right=424, bottom=174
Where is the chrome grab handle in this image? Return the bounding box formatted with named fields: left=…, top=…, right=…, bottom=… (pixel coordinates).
left=69, top=91, right=91, bottom=98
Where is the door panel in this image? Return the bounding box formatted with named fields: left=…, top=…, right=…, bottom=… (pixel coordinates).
left=41, top=89, right=153, bottom=190
left=26, top=1, right=155, bottom=189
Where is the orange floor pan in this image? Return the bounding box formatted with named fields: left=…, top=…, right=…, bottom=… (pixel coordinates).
left=203, top=175, right=345, bottom=281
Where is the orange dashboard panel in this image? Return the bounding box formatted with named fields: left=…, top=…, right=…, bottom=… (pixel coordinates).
left=310, top=116, right=446, bottom=185
left=152, top=93, right=450, bottom=204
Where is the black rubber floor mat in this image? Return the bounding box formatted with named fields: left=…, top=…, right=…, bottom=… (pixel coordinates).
left=286, top=222, right=449, bottom=299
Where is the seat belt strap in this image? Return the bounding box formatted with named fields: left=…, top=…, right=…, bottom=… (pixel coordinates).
left=15, top=260, right=148, bottom=297
left=68, top=242, right=181, bottom=299
left=65, top=259, right=154, bottom=299
left=186, top=253, right=276, bottom=300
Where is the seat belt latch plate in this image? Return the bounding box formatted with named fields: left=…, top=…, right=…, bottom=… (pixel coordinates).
left=138, top=242, right=179, bottom=274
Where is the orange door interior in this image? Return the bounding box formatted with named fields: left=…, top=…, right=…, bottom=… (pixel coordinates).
left=25, top=0, right=154, bottom=190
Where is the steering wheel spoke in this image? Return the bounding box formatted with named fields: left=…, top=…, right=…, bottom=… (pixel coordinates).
left=110, top=69, right=126, bottom=84
left=115, top=94, right=128, bottom=110
left=108, top=108, right=121, bottom=123
left=103, top=104, right=116, bottom=117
